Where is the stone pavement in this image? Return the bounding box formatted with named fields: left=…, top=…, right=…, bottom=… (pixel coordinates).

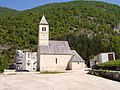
left=0, top=70, right=120, bottom=90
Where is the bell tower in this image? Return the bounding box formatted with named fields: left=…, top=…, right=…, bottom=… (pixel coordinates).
left=37, top=15, right=49, bottom=71
left=39, top=15, right=49, bottom=46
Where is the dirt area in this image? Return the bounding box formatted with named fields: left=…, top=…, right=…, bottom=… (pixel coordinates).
left=0, top=70, right=120, bottom=90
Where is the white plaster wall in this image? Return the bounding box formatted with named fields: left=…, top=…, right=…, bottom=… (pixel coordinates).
left=33, top=63, right=37, bottom=70
left=113, top=53, right=115, bottom=60
left=102, top=53, right=108, bottom=63
left=72, top=62, right=85, bottom=70
left=98, top=53, right=108, bottom=63
left=98, top=54, right=102, bottom=62
left=22, top=52, right=27, bottom=70
left=25, top=52, right=31, bottom=70
left=40, top=54, right=71, bottom=71
left=39, top=25, right=49, bottom=32
left=39, top=24, right=49, bottom=46
left=39, top=32, right=48, bottom=39
left=98, top=52, right=115, bottom=63
left=16, top=50, right=24, bottom=70
left=19, top=51, right=37, bottom=71
left=39, top=40, right=49, bottom=46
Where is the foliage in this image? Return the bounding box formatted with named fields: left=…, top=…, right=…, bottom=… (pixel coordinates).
left=0, top=1, right=120, bottom=69
left=98, top=59, right=120, bottom=66
left=0, top=7, right=17, bottom=16
left=0, top=54, right=9, bottom=72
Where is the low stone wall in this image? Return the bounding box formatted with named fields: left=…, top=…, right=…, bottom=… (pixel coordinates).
left=92, top=66, right=120, bottom=71
left=3, top=69, right=16, bottom=75
left=88, top=69, right=120, bottom=82
left=3, top=69, right=40, bottom=75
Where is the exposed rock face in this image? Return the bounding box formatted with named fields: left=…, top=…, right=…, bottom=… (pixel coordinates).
left=0, top=45, right=10, bottom=53
left=114, top=22, right=120, bottom=34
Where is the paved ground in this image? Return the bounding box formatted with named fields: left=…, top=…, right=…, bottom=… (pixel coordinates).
left=0, top=70, right=120, bottom=90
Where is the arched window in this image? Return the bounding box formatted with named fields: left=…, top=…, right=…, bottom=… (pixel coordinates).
left=55, top=58, right=57, bottom=64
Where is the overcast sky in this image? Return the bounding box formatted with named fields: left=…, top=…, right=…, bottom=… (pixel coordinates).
left=0, top=0, right=120, bottom=11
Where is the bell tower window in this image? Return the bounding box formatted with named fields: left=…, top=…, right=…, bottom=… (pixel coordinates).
left=42, top=27, right=46, bottom=31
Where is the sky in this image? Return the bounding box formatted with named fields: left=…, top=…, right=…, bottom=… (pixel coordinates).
left=0, top=0, right=120, bottom=11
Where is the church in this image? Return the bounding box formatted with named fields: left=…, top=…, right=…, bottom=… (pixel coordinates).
left=16, top=15, right=85, bottom=71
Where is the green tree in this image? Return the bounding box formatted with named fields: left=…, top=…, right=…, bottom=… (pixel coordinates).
left=0, top=54, right=9, bottom=72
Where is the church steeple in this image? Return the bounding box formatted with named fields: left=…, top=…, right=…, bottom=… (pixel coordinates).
left=40, top=15, right=48, bottom=25
left=38, top=15, right=49, bottom=46
left=37, top=15, right=49, bottom=71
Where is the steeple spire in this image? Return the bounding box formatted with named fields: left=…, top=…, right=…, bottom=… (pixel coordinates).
left=40, top=15, right=48, bottom=25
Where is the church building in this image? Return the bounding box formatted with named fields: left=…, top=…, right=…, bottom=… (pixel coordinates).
left=16, top=15, right=85, bottom=71
left=37, top=15, right=85, bottom=71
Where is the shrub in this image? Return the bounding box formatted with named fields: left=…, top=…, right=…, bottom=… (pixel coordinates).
left=98, top=59, right=120, bottom=66
left=0, top=54, right=9, bottom=72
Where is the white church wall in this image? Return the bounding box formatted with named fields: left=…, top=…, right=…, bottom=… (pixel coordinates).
left=40, top=54, right=71, bottom=71
left=72, top=62, right=85, bottom=70
left=39, top=24, right=49, bottom=46
left=39, top=40, right=49, bottom=46
left=39, top=25, right=49, bottom=32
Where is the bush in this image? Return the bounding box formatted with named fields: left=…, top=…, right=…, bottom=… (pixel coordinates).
left=98, top=59, right=120, bottom=66
left=40, top=71, right=64, bottom=74
left=0, top=54, right=9, bottom=72
left=93, top=59, right=120, bottom=71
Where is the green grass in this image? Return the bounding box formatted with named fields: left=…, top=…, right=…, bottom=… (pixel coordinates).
left=40, top=71, right=65, bottom=74
left=98, top=59, right=120, bottom=66
left=7, top=73, right=17, bottom=75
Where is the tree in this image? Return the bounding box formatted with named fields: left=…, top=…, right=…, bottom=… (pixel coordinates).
left=0, top=54, right=9, bottom=72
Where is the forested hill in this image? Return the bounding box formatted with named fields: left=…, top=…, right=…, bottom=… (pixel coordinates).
left=0, top=1, right=120, bottom=69
left=0, top=7, right=17, bottom=16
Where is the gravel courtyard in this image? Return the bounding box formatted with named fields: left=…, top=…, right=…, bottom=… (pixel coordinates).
left=0, top=70, right=120, bottom=90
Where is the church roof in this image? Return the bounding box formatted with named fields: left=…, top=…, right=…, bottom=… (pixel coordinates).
left=39, top=41, right=84, bottom=62
left=39, top=41, right=71, bottom=55
left=40, top=15, right=48, bottom=25
left=71, top=50, right=84, bottom=62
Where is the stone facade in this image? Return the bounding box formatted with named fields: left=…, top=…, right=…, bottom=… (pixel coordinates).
left=71, top=62, right=85, bottom=70
left=40, top=54, right=71, bottom=71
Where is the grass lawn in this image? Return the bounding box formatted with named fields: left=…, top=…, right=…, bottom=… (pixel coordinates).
left=98, top=59, right=120, bottom=66
left=40, top=71, right=65, bottom=74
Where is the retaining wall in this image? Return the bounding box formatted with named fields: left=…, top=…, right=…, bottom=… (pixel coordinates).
left=88, top=69, right=120, bottom=82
